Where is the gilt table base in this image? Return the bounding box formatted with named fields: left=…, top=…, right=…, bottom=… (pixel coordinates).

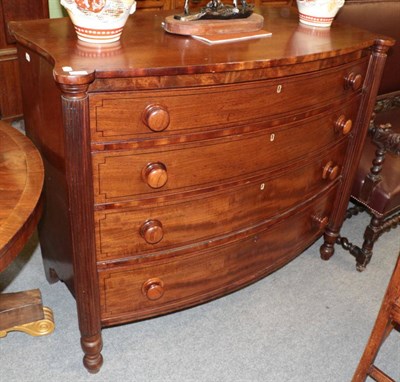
left=0, top=289, right=54, bottom=338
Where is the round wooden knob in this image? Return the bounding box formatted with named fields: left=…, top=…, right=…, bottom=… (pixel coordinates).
left=344, top=72, right=363, bottom=91
left=312, top=215, right=329, bottom=230
left=322, top=161, right=340, bottom=180
left=142, top=162, right=168, bottom=189
left=140, top=219, right=164, bottom=244
left=142, top=278, right=165, bottom=300
left=335, top=115, right=353, bottom=135
left=142, top=104, right=170, bottom=132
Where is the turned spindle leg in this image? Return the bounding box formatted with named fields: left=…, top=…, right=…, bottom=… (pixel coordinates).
left=81, top=332, right=104, bottom=374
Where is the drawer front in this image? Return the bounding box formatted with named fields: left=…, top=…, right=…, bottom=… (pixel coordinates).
left=95, top=141, right=346, bottom=260
left=89, top=60, right=367, bottom=142
left=99, top=185, right=337, bottom=325
left=92, top=100, right=358, bottom=204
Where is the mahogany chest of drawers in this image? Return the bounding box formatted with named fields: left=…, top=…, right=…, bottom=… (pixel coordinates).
left=9, top=7, right=392, bottom=373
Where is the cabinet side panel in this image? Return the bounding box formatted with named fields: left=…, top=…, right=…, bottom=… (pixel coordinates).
left=0, top=56, right=22, bottom=120
left=16, top=45, right=74, bottom=291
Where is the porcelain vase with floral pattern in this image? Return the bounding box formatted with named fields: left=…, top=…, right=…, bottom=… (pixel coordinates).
left=61, top=0, right=136, bottom=43
left=296, top=0, right=345, bottom=27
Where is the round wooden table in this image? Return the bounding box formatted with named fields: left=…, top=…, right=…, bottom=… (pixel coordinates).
left=0, top=120, right=54, bottom=337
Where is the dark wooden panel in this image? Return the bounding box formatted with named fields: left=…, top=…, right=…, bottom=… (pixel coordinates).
left=1, top=0, right=49, bottom=46
left=0, top=57, right=22, bottom=121
left=0, top=0, right=49, bottom=120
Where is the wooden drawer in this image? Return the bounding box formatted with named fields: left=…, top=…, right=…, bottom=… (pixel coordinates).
left=95, top=140, right=346, bottom=261
left=98, top=185, right=337, bottom=325
left=92, top=99, right=358, bottom=204
left=89, top=59, right=367, bottom=142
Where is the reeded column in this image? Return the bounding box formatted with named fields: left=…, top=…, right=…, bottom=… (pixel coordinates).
left=58, top=80, right=103, bottom=373
left=320, top=38, right=395, bottom=261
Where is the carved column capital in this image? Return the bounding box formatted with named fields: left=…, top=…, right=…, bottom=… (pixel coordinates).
left=55, top=70, right=95, bottom=99
left=57, top=83, right=91, bottom=100
left=373, top=37, right=396, bottom=50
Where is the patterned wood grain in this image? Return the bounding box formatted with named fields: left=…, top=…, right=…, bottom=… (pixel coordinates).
left=0, top=121, right=44, bottom=271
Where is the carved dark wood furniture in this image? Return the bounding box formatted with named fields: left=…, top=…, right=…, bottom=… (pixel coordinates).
left=333, top=0, right=400, bottom=271
left=352, top=249, right=400, bottom=381
left=0, top=0, right=49, bottom=121
left=0, top=120, right=54, bottom=337
left=9, top=8, right=392, bottom=373
left=338, top=121, right=400, bottom=271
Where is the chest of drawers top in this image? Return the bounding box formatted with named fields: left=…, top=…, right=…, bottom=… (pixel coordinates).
left=10, top=7, right=381, bottom=89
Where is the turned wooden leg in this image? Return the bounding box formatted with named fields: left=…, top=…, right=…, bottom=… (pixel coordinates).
left=355, top=216, right=383, bottom=271
left=355, top=251, right=373, bottom=272
left=81, top=332, right=104, bottom=374
left=320, top=229, right=339, bottom=260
